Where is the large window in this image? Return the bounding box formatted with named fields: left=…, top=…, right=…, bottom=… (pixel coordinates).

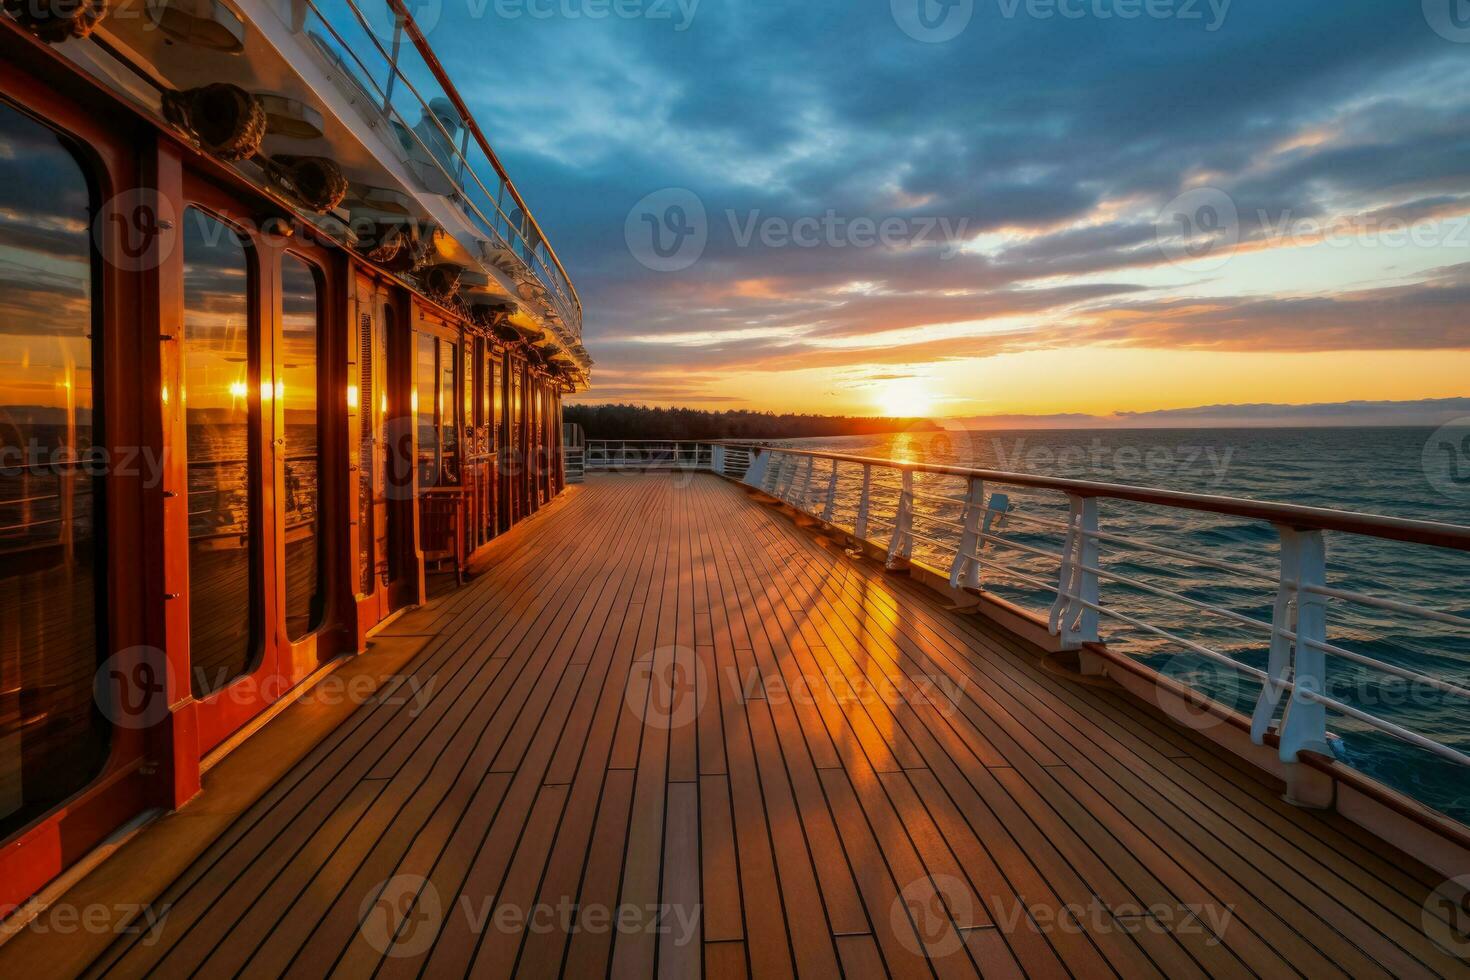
left=491, top=354, right=503, bottom=453
left=357, top=303, right=388, bottom=597
left=183, top=208, right=259, bottom=697
left=415, top=333, right=461, bottom=489
left=439, top=338, right=457, bottom=482
left=0, top=102, right=108, bottom=839
left=415, top=332, right=438, bottom=488
left=281, top=255, right=323, bottom=640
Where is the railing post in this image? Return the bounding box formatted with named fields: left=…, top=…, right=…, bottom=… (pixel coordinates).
left=794, top=455, right=815, bottom=509
left=765, top=452, right=786, bottom=495
left=948, top=477, right=985, bottom=591
left=886, top=468, right=914, bottom=569
left=742, top=448, right=769, bottom=489
left=1253, top=525, right=1301, bottom=745
left=775, top=453, right=798, bottom=499
left=854, top=464, right=872, bottom=541
left=821, top=459, right=838, bottom=523
left=1277, top=528, right=1331, bottom=762
left=712, top=444, right=725, bottom=476
left=1049, top=494, right=1100, bottom=647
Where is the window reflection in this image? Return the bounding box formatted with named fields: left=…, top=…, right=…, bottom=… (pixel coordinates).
left=416, top=332, right=438, bottom=488
left=184, top=208, right=258, bottom=697
left=281, top=256, right=323, bottom=640
left=0, top=102, right=108, bottom=840
left=439, top=338, right=457, bottom=483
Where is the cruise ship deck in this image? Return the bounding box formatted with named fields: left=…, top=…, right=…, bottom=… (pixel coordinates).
left=1, top=472, right=1462, bottom=978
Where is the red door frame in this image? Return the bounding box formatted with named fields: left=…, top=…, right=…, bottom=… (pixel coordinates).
left=351, top=272, right=419, bottom=637
left=168, top=174, right=293, bottom=756
left=0, top=35, right=172, bottom=912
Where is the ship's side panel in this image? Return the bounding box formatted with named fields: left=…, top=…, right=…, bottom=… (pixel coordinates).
left=0, top=34, right=163, bottom=912
left=0, top=24, right=572, bottom=915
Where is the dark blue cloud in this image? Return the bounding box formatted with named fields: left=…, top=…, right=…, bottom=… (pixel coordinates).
left=410, top=0, right=1470, bottom=385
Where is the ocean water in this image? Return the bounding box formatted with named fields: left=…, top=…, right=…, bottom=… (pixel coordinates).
left=777, top=426, right=1470, bottom=823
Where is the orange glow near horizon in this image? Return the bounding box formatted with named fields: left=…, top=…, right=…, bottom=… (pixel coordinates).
left=575, top=347, right=1470, bottom=419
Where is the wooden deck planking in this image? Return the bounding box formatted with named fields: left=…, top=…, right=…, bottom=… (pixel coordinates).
left=733, top=481, right=1461, bottom=977
left=738, top=494, right=1409, bottom=975
left=43, top=472, right=1464, bottom=979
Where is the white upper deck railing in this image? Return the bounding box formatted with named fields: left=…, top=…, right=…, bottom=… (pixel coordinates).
left=290, top=0, right=583, bottom=345
left=577, top=440, right=1470, bottom=814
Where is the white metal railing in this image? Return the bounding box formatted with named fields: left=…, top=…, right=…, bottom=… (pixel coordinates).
left=562, top=423, right=585, bottom=483
left=730, top=443, right=1470, bottom=789
left=583, top=441, right=715, bottom=473
left=289, top=0, right=583, bottom=345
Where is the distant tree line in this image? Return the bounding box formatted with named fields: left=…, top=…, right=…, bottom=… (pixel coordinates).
left=564, top=403, right=939, bottom=440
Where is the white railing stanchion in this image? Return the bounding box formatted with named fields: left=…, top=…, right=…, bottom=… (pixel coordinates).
left=794, top=455, right=815, bottom=510
left=776, top=453, right=798, bottom=499
left=886, top=469, right=915, bottom=569
left=949, top=476, right=986, bottom=590
left=742, top=448, right=769, bottom=488
left=765, top=452, right=786, bottom=495
left=1051, top=495, right=1100, bottom=647
left=712, top=444, right=726, bottom=476
left=854, top=464, right=873, bottom=541
left=821, top=459, right=838, bottom=523
left=1278, top=528, right=1331, bottom=761
left=1253, top=526, right=1301, bottom=745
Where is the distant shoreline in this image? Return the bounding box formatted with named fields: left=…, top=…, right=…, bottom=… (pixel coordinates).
left=563, top=403, right=941, bottom=441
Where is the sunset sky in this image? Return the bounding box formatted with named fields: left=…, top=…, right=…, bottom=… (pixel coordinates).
left=425, top=0, right=1470, bottom=420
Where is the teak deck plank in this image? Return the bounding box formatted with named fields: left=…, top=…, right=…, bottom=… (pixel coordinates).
left=14, top=472, right=1459, bottom=980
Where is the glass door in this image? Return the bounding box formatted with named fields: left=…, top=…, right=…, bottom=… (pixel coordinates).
left=353, top=277, right=397, bottom=624
left=278, top=254, right=325, bottom=644
left=181, top=208, right=264, bottom=701
left=0, top=101, right=110, bottom=839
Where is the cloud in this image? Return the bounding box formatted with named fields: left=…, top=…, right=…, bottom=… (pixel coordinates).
left=421, top=0, right=1470, bottom=406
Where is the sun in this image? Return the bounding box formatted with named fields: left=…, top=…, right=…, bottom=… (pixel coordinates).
left=873, top=377, right=935, bottom=419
